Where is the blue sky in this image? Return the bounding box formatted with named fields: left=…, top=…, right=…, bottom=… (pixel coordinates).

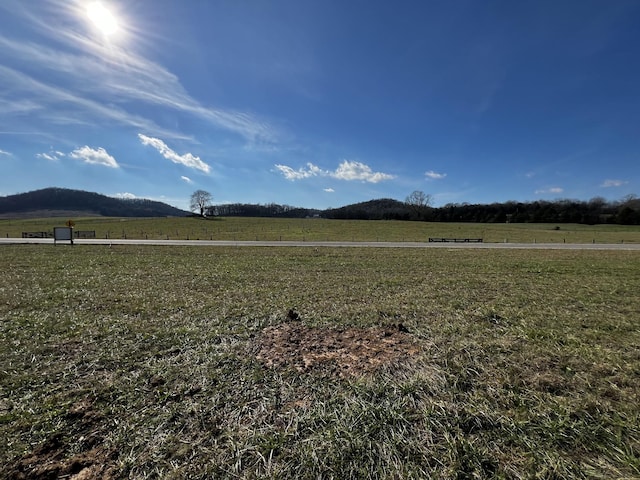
left=0, top=0, right=638, bottom=211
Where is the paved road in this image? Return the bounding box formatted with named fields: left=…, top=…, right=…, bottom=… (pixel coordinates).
left=2, top=237, right=639, bottom=250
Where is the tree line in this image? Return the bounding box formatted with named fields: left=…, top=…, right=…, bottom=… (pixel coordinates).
left=192, top=189, right=640, bottom=225
left=209, top=203, right=320, bottom=218
left=188, top=190, right=318, bottom=218
left=324, top=195, right=640, bottom=224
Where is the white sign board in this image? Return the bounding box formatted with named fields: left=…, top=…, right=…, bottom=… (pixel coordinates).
left=54, top=227, right=74, bottom=245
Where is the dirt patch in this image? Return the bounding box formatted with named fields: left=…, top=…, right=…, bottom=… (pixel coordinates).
left=253, top=322, right=421, bottom=377
left=6, top=400, right=119, bottom=480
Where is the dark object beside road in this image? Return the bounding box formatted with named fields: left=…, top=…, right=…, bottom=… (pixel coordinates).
left=428, top=238, right=483, bottom=243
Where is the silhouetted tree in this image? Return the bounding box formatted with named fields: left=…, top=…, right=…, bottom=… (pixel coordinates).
left=405, top=190, right=433, bottom=220
left=190, top=190, right=212, bottom=217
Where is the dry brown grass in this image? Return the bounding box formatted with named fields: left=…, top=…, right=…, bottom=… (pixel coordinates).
left=253, top=321, right=420, bottom=377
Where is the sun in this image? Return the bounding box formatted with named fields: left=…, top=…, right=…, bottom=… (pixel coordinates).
left=86, top=1, right=119, bottom=36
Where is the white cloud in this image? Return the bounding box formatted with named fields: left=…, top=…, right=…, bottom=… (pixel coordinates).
left=535, top=187, right=564, bottom=195
left=36, top=150, right=65, bottom=161
left=138, top=134, right=210, bottom=173
left=181, top=175, right=193, bottom=184
left=274, top=162, right=324, bottom=180
left=0, top=148, right=10, bottom=156
left=425, top=170, right=447, bottom=180
left=324, top=188, right=335, bottom=193
left=113, top=192, right=137, bottom=199
left=275, top=160, right=395, bottom=183
left=332, top=160, right=395, bottom=183
left=69, top=146, right=118, bottom=168
left=601, top=179, right=628, bottom=188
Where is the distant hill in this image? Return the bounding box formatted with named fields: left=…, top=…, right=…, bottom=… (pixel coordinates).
left=323, top=198, right=411, bottom=220
left=0, top=188, right=189, bottom=218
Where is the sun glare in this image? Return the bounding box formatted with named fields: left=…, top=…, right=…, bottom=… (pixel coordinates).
left=86, top=1, right=119, bottom=36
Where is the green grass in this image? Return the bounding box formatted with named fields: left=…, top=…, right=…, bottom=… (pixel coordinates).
left=1, top=245, right=639, bottom=478
left=1, top=216, right=640, bottom=243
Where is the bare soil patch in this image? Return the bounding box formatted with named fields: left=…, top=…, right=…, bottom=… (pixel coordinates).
left=6, top=400, right=119, bottom=480
left=253, top=321, right=421, bottom=377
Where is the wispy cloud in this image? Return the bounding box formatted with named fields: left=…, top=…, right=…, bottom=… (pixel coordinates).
left=69, top=146, right=118, bottom=168
left=535, top=187, right=564, bottom=195
left=0, top=64, right=189, bottom=140
left=0, top=148, right=10, bottom=156
left=601, top=179, right=628, bottom=188
left=324, top=188, right=335, bottom=193
left=36, top=150, right=65, bottom=161
left=425, top=170, right=447, bottom=180
left=0, top=5, right=278, bottom=144
left=181, top=175, right=193, bottom=184
left=275, top=160, right=395, bottom=183
left=138, top=134, right=210, bottom=173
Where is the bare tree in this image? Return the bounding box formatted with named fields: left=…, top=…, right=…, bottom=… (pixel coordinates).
left=405, top=190, right=433, bottom=208
left=190, top=190, right=212, bottom=217
left=405, top=190, right=432, bottom=220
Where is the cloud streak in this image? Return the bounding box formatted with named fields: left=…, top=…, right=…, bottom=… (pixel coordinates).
left=139, top=134, right=210, bottom=173
left=0, top=4, right=278, bottom=144
left=69, top=146, right=118, bottom=168
left=36, top=150, right=65, bottom=161
left=425, top=170, right=447, bottom=180
left=0, top=64, right=189, bottom=141
left=535, top=187, right=564, bottom=195
left=601, top=179, right=628, bottom=188
left=275, top=160, right=395, bottom=183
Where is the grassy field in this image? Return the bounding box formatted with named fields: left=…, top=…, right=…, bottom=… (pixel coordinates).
left=2, top=216, right=640, bottom=243
left=1, top=244, right=639, bottom=478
